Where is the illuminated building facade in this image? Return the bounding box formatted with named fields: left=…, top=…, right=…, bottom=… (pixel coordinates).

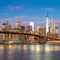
left=46, top=14, right=49, bottom=35
left=50, top=18, right=58, bottom=35
left=29, top=22, right=34, bottom=31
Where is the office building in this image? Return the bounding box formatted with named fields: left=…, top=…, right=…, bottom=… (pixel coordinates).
left=50, top=18, right=58, bottom=34
left=15, top=22, right=21, bottom=29
left=36, top=26, right=40, bottom=33
left=29, top=22, right=34, bottom=31
left=46, top=14, right=49, bottom=35
left=26, top=26, right=32, bottom=32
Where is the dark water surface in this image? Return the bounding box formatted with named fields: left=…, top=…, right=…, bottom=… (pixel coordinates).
left=0, top=44, right=60, bottom=60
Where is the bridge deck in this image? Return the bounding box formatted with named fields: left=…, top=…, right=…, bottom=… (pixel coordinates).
left=0, top=30, right=60, bottom=40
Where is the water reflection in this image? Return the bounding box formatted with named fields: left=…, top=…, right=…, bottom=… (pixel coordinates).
left=44, top=45, right=53, bottom=51
left=0, top=44, right=60, bottom=60
left=23, top=45, right=28, bottom=51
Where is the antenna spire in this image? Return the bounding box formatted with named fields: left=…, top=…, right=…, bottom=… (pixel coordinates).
left=46, top=11, right=49, bottom=17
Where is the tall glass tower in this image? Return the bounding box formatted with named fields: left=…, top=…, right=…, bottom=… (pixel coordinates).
left=46, top=13, right=49, bottom=35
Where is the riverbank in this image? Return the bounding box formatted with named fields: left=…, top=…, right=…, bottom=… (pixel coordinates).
left=46, top=40, right=60, bottom=44
left=0, top=40, right=60, bottom=45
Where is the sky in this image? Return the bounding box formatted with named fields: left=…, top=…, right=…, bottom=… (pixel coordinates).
left=0, top=0, right=60, bottom=23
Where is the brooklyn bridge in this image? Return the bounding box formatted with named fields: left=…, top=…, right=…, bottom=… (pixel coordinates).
left=0, top=17, right=60, bottom=44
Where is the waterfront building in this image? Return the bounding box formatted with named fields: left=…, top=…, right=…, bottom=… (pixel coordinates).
left=1, top=23, right=6, bottom=40
left=55, top=22, right=58, bottom=35
left=50, top=18, right=58, bottom=38
left=50, top=18, right=55, bottom=34
left=26, top=26, right=32, bottom=32
left=40, top=28, right=46, bottom=36
left=12, top=22, right=21, bottom=40
left=15, top=22, right=21, bottom=29
left=29, top=22, right=34, bottom=31
left=21, top=26, right=25, bottom=32
left=2, top=23, right=6, bottom=30
left=2, top=21, right=11, bottom=40
left=36, top=26, right=40, bottom=34
left=50, top=18, right=58, bottom=34
left=2, top=21, right=11, bottom=30
left=6, top=21, right=11, bottom=30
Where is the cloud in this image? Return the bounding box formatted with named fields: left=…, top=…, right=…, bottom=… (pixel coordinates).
left=0, top=15, right=46, bottom=28
left=29, top=17, right=45, bottom=21
left=0, top=15, right=28, bottom=24
left=0, top=15, right=45, bottom=23
left=14, top=15, right=28, bottom=20
left=14, top=15, right=28, bottom=19
left=39, top=7, right=56, bottom=12
left=0, top=15, right=46, bottom=25
left=0, top=18, right=11, bottom=21
left=14, top=16, right=45, bottom=23
left=7, top=5, right=23, bottom=10
left=2, top=13, right=8, bottom=15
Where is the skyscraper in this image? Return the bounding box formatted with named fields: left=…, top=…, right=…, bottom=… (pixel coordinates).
left=46, top=13, right=49, bottom=35
left=50, top=18, right=58, bottom=34
left=29, top=22, right=34, bottom=31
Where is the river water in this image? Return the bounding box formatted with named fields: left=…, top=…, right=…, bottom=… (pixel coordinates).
left=0, top=44, right=60, bottom=60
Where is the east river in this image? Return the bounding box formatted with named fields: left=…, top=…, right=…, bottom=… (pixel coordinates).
left=0, top=44, right=60, bottom=60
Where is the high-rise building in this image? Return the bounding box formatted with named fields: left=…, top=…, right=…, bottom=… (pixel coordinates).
left=2, top=23, right=6, bottom=30
left=55, top=22, right=58, bottom=35
left=29, top=22, right=34, bottom=31
left=2, top=21, right=11, bottom=30
left=16, top=22, right=21, bottom=29
left=36, top=26, right=40, bottom=33
left=26, top=26, right=32, bottom=32
left=46, top=13, right=49, bottom=35
left=20, top=26, right=26, bottom=41
left=21, top=26, right=25, bottom=32
left=50, top=18, right=55, bottom=34
left=50, top=18, right=58, bottom=34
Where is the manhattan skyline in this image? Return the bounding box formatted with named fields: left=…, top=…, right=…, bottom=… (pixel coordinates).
left=0, top=0, right=60, bottom=23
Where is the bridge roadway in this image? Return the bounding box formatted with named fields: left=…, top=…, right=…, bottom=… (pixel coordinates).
left=0, top=30, right=44, bottom=37
left=0, top=30, right=59, bottom=40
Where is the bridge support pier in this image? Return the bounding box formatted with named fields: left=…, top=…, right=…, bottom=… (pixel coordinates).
left=5, top=33, right=9, bottom=41
left=9, top=34, right=12, bottom=40
left=39, top=38, right=47, bottom=44
left=5, top=33, right=12, bottom=41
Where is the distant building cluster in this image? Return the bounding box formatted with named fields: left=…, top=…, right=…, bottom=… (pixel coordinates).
left=46, top=15, right=58, bottom=37
left=1, top=18, right=58, bottom=35
left=0, top=15, right=59, bottom=43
